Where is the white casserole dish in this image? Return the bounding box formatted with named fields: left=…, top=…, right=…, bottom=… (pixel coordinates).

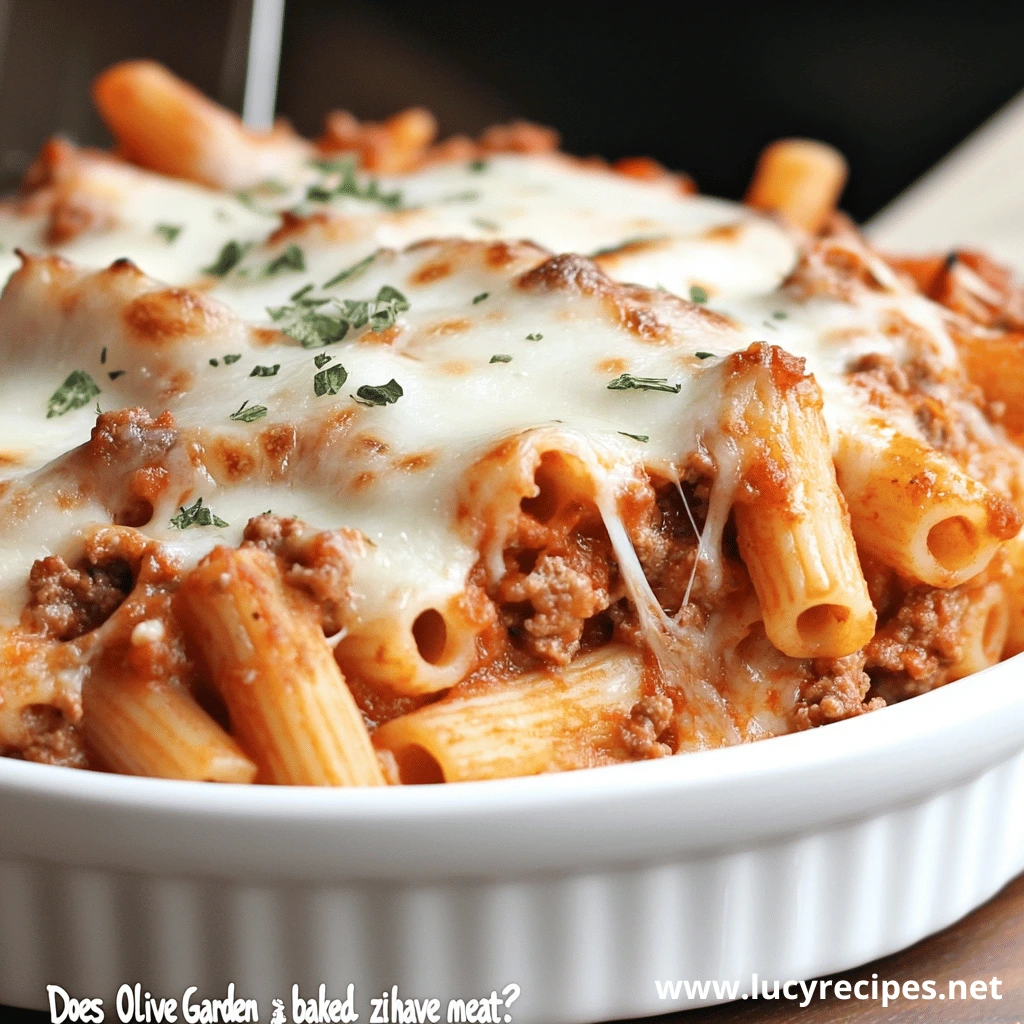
left=1, top=655, right=1023, bottom=1024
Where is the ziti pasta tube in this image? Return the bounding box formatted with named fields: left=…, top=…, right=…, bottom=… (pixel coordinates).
left=373, top=645, right=645, bottom=783
left=725, top=343, right=876, bottom=659
left=176, top=546, right=384, bottom=787
left=835, top=422, right=1019, bottom=588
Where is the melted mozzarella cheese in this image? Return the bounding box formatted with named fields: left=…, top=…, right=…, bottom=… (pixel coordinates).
left=0, top=151, right=960, bottom=737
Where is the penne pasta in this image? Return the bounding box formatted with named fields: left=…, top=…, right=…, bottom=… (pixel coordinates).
left=744, top=138, right=847, bottom=234
left=372, top=646, right=645, bottom=783
left=726, top=344, right=876, bottom=659
left=84, top=672, right=256, bottom=783
left=835, top=422, right=1018, bottom=588
left=175, top=547, right=385, bottom=787
left=92, top=60, right=311, bottom=190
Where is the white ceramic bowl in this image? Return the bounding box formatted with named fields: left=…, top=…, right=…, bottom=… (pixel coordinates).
left=2, top=657, right=1024, bottom=1024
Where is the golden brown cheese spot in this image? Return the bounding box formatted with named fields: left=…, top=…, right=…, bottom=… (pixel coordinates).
left=352, top=470, right=376, bottom=491
left=260, top=424, right=297, bottom=471
left=394, top=451, right=437, bottom=472
left=440, top=359, right=472, bottom=375
left=211, top=437, right=257, bottom=482
left=428, top=318, right=473, bottom=337
left=354, top=433, right=390, bottom=456
left=410, top=260, right=452, bottom=285
left=250, top=326, right=280, bottom=347
left=268, top=210, right=329, bottom=246
left=159, top=368, right=194, bottom=399
left=596, top=357, right=628, bottom=375
left=55, top=486, right=87, bottom=512
left=362, top=324, right=403, bottom=346
left=700, top=223, right=744, bottom=244
left=123, top=287, right=226, bottom=346
left=0, top=451, right=24, bottom=467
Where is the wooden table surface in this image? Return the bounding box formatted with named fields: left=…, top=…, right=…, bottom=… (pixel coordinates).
left=3, top=873, right=1022, bottom=1023
left=626, top=871, right=1024, bottom=1023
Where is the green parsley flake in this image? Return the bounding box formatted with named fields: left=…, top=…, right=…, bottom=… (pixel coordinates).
left=490, top=354, right=512, bottom=363
left=618, top=432, right=649, bottom=443
left=229, top=400, right=268, bottom=423
left=169, top=497, right=228, bottom=530
left=250, top=364, right=280, bottom=377
left=694, top=352, right=716, bottom=360
left=472, top=292, right=489, bottom=304
left=353, top=379, right=404, bottom=407
left=469, top=159, right=488, bottom=173
left=108, top=370, right=126, bottom=380
left=314, top=363, right=349, bottom=397
left=46, top=370, right=101, bottom=418
left=209, top=358, right=219, bottom=367
left=303, top=157, right=402, bottom=209
left=269, top=284, right=410, bottom=349
left=441, top=190, right=480, bottom=203
left=607, top=373, right=681, bottom=394
left=473, top=217, right=499, bottom=232
left=264, top=244, right=305, bottom=276
left=772, top=310, right=788, bottom=320
left=100, top=347, right=107, bottom=364
left=202, top=240, right=251, bottom=276
left=323, top=251, right=377, bottom=289
left=689, top=285, right=709, bottom=303
left=155, top=224, right=182, bottom=243
left=314, top=353, right=332, bottom=368
left=223, top=354, right=242, bottom=364
left=526, top=333, right=543, bottom=341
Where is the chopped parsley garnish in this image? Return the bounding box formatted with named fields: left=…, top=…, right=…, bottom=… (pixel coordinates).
left=303, top=156, right=402, bottom=209
left=472, top=217, right=499, bottom=232
left=689, top=285, right=709, bottom=304
left=46, top=370, right=101, bottom=418
left=268, top=284, right=410, bottom=349
left=772, top=310, right=788, bottom=320
left=202, top=240, right=251, bottom=276
left=323, top=251, right=377, bottom=288
left=314, top=363, right=349, bottom=396
left=223, top=354, right=242, bottom=364
left=108, top=370, right=126, bottom=380
left=353, top=379, right=403, bottom=407
left=155, top=223, right=182, bottom=243
left=526, top=333, right=543, bottom=341
left=694, top=351, right=715, bottom=360
left=490, top=354, right=512, bottom=363
left=229, top=400, right=268, bottom=423
left=314, top=353, right=333, bottom=368
left=618, top=432, right=650, bottom=443
left=441, top=190, right=480, bottom=203
left=234, top=181, right=288, bottom=218
left=472, top=292, right=489, bottom=304
left=169, top=497, right=228, bottom=529
left=209, top=358, right=219, bottom=367
left=100, top=347, right=107, bottom=364
left=607, top=373, right=681, bottom=394
left=469, top=159, right=488, bottom=173
left=250, top=364, right=280, bottom=377
left=264, top=244, right=305, bottom=276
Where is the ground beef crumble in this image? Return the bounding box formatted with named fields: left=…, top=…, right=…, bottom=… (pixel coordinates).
left=795, top=652, right=884, bottom=730
left=864, top=585, right=969, bottom=700
left=22, top=554, right=132, bottom=641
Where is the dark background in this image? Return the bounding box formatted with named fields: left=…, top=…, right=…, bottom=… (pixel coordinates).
left=1, top=0, right=1023, bottom=222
